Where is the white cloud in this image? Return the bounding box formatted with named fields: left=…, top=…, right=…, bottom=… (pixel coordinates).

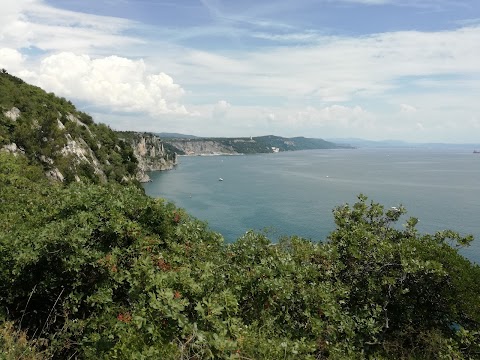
left=400, top=104, right=417, bottom=113
left=0, top=0, right=142, bottom=53
left=155, top=24, right=479, bottom=120
left=0, top=48, right=25, bottom=72
left=286, top=105, right=375, bottom=130
left=252, top=31, right=320, bottom=42
left=22, top=52, right=188, bottom=115
left=212, top=100, right=231, bottom=119
left=186, top=104, right=377, bottom=138
left=2, top=0, right=480, bottom=142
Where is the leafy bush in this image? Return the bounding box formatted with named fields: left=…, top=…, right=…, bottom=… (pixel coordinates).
left=1, top=153, right=479, bottom=359
left=0, top=322, right=49, bottom=360
left=328, top=195, right=480, bottom=358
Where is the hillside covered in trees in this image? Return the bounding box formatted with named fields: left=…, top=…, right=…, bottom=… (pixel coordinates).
left=1, top=74, right=480, bottom=359
left=0, top=71, right=176, bottom=184
left=164, top=135, right=349, bottom=156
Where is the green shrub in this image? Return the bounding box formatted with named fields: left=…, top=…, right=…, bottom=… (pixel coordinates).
left=0, top=322, right=49, bottom=360
left=1, top=153, right=479, bottom=359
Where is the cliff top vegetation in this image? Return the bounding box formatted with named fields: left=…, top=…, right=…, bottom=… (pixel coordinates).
left=165, top=135, right=349, bottom=155
left=0, top=70, right=139, bottom=184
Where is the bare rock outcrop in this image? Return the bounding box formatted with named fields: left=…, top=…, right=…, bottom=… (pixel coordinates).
left=130, top=134, right=177, bottom=182
left=1, top=142, right=25, bottom=156
left=167, top=140, right=236, bottom=155
left=4, top=107, right=21, bottom=121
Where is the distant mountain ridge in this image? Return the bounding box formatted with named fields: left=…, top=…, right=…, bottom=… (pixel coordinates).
left=155, top=132, right=198, bottom=139
left=164, top=135, right=351, bottom=155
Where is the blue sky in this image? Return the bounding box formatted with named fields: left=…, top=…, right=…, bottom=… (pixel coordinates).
left=1, top=0, right=480, bottom=142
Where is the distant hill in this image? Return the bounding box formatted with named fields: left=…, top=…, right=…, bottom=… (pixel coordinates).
left=155, top=132, right=198, bottom=139
left=164, top=135, right=352, bottom=155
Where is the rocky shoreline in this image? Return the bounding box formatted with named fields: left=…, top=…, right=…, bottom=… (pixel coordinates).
left=128, top=133, right=178, bottom=182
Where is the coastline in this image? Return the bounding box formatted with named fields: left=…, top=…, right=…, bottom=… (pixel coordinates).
left=177, top=153, right=245, bottom=157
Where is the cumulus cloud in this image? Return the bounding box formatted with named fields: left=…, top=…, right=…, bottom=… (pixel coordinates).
left=212, top=100, right=231, bottom=119
left=0, top=48, right=25, bottom=72
left=2, top=0, right=480, bottom=142
left=22, top=52, right=188, bottom=115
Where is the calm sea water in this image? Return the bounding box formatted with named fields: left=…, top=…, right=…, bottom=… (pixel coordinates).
left=143, top=148, right=480, bottom=264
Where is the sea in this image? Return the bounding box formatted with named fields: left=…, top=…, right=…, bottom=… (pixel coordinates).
left=143, top=148, right=480, bottom=264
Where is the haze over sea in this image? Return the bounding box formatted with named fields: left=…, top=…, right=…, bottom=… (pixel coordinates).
left=143, top=148, right=480, bottom=264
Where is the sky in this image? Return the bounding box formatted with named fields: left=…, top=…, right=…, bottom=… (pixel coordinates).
left=1, top=0, right=480, bottom=142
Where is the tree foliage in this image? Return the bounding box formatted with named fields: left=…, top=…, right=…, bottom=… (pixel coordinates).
left=165, top=135, right=347, bottom=155
left=0, top=71, right=139, bottom=183
left=1, top=152, right=479, bottom=359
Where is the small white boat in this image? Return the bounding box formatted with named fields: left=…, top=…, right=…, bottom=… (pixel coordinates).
left=218, top=178, right=223, bottom=181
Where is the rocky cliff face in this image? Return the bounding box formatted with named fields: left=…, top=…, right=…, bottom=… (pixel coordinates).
left=0, top=72, right=178, bottom=184
left=166, top=140, right=237, bottom=155
left=128, top=133, right=177, bottom=182
left=1, top=107, right=176, bottom=183
left=1, top=107, right=109, bottom=183
left=164, top=135, right=346, bottom=155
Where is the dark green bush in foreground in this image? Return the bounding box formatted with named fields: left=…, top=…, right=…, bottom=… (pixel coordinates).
left=1, top=152, right=479, bottom=359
